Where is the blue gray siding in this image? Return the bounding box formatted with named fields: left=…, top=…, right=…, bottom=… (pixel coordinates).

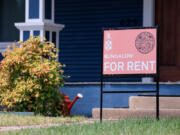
left=55, top=0, right=143, bottom=82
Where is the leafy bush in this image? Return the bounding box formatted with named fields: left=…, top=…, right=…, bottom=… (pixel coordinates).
left=0, top=37, right=65, bottom=116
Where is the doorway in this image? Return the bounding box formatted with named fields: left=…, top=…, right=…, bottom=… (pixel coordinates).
left=156, top=0, right=180, bottom=82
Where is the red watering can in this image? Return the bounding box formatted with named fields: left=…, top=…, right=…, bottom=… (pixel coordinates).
left=60, top=92, right=83, bottom=116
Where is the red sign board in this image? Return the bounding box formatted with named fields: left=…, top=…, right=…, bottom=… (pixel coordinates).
left=103, top=28, right=157, bottom=75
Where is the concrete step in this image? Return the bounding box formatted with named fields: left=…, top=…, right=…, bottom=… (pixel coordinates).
left=92, top=108, right=180, bottom=119
left=129, top=96, right=180, bottom=110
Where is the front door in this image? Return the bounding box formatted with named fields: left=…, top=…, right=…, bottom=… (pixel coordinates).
left=156, top=0, right=180, bottom=81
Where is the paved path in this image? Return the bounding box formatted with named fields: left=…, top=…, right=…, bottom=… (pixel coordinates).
left=0, top=121, right=96, bottom=132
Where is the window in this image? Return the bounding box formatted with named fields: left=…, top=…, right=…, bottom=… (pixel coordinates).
left=45, top=31, right=50, bottom=41
left=45, top=0, right=52, bottom=20
left=23, top=31, right=30, bottom=41
left=29, top=0, right=39, bottom=19
left=0, top=0, right=25, bottom=41
left=33, top=30, right=40, bottom=37
left=52, top=32, right=56, bottom=47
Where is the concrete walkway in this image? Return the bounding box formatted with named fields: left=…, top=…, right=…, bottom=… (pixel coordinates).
left=0, top=121, right=96, bottom=132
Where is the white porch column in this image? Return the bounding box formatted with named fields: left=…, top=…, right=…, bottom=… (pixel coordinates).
left=143, top=0, right=155, bottom=27
left=15, top=0, right=65, bottom=61
left=142, top=0, right=155, bottom=83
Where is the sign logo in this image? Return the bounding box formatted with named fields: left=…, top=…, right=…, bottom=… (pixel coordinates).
left=105, top=33, right=112, bottom=51
left=135, top=32, right=155, bottom=54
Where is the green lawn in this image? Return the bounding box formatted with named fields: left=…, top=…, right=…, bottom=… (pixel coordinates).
left=2, top=118, right=180, bottom=135
left=0, top=114, right=87, bottom=127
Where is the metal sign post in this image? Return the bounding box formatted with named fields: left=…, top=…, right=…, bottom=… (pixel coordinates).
left=100, top=27, right=159, bottom=122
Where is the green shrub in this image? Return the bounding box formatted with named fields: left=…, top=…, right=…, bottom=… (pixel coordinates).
left=0, top=37, right=65, bottom=116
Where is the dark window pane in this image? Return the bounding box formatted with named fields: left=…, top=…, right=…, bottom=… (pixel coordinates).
left=0, top=0, right=25, bottom=41
left=45, top=0, right=52, bottom=19
left=29, top=0, right=39, bottom=19
left=0, top=53, right=4, bottom=61
left=33, top=30, right=40, bottom=37
left=23, top=31, right=30, bottom=41
left=45, top=31, right=50, bottom=41
left=52, top=32, right=56, bottom=47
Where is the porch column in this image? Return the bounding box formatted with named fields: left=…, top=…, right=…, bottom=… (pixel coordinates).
left=15, top=0, right=64, bottom=52
left=142, top=0, right=155, bottom=83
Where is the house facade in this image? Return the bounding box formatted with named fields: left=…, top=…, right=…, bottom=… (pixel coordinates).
left=0, top=0, right=180, bottom=117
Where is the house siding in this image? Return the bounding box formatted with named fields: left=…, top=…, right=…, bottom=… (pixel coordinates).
left=55, top=0, right=143, bottom=82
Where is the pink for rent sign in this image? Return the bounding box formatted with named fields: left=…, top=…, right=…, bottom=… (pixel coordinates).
left=103, top=28, right=157, bottom=75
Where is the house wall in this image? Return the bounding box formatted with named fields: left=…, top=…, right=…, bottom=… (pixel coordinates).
left=60, top=84, right=180, bottom=117
left=55, top=0, right=165, bottom=118
left=55, top=0, right=143, bottom=82
left=2, top=0, right=179, bottom=119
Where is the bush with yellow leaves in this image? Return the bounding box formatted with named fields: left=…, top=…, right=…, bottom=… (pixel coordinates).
left=0, top=37, right=65, bottom=116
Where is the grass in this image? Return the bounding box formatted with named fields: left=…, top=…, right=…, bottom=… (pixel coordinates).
left=1, top=118, right=180, bottom=135
left=0, top=114, right=87, bottom=127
